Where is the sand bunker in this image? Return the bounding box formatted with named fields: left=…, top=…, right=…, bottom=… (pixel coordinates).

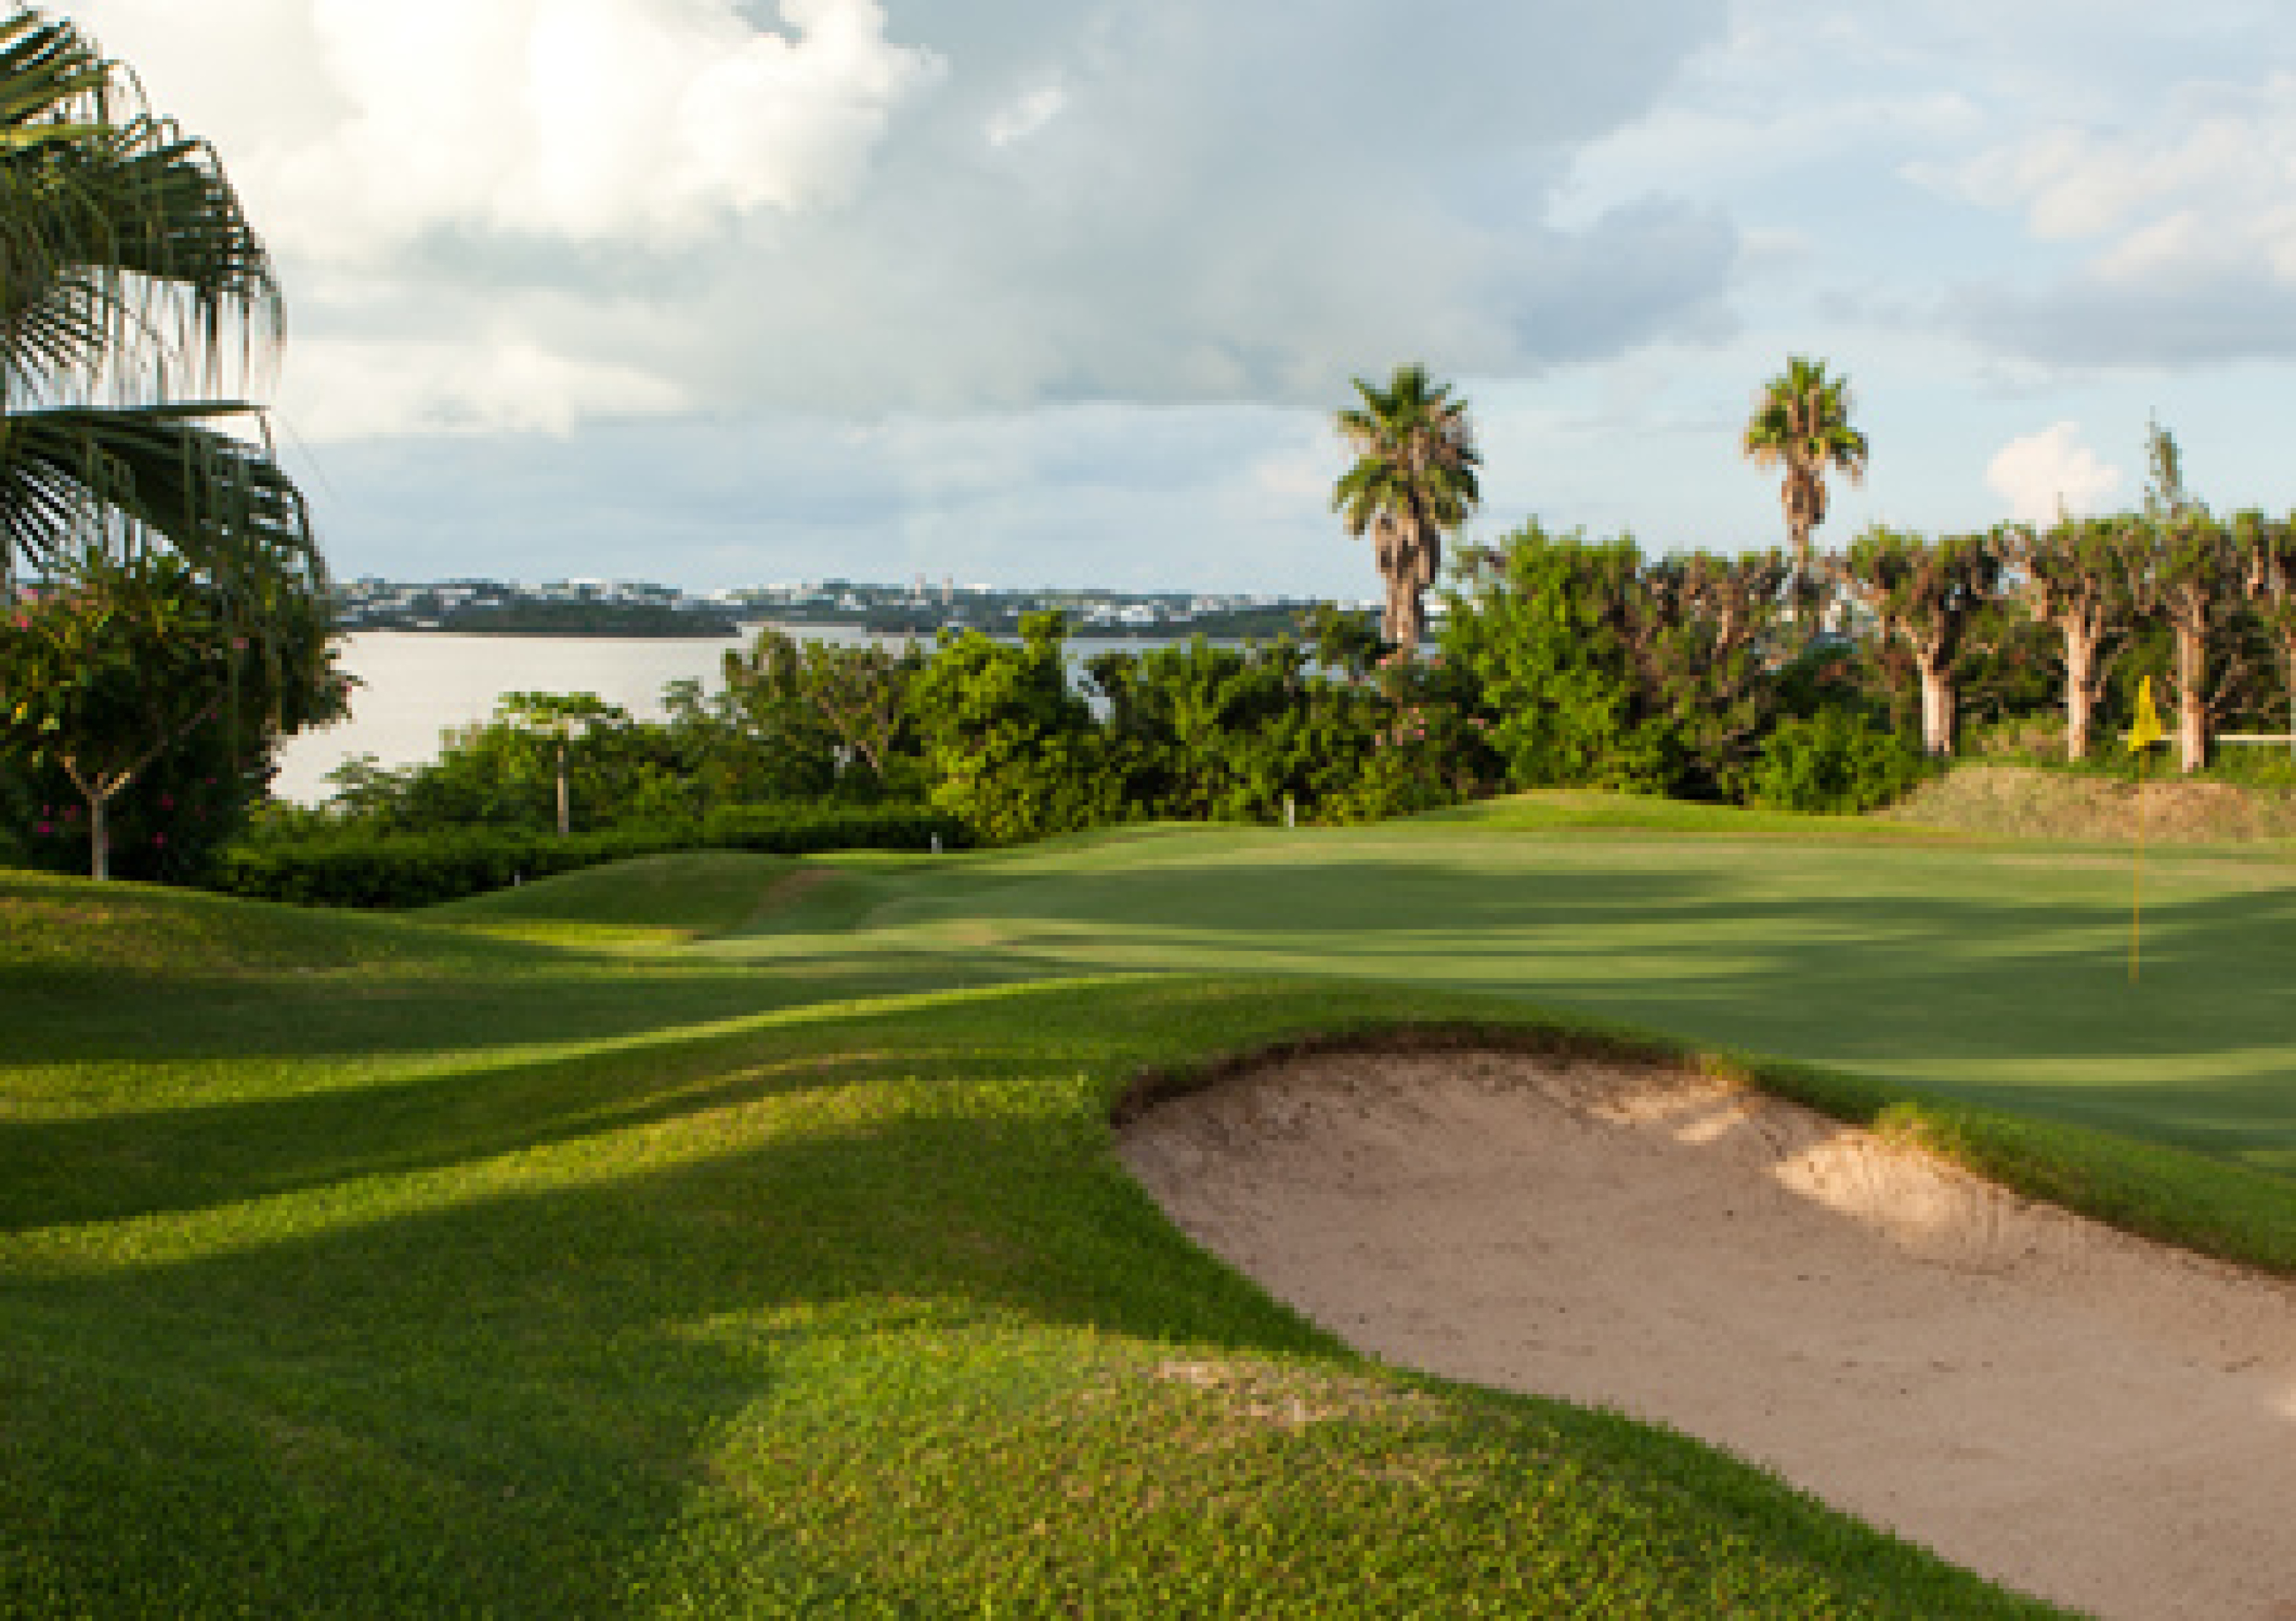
left=1117, top=1051, right=2296, bottom=1620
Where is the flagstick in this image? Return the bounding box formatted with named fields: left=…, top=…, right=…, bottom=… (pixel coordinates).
left=2130, top=749, right=2146, bottom=984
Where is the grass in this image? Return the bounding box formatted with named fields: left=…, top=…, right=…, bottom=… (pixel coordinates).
left=15, top=790, right=2296, bottom=1614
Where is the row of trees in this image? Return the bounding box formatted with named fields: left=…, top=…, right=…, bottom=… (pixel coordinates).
left=1339, top=355, right=1867, bottom=652
left=1834, top=426, right=2296, bottom=772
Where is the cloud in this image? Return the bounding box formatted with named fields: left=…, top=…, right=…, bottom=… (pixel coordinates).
left=984, top=84, right=1067, bottom=149
left=279, top=336, right=687, bottom=442
left=71, top=0, right=1741, bottom=436
left=1985, top=422, right=2123, bottom=524
left=1918, top=71, right=2296, bottom=364
left=75, top=0, right=944, bottom=257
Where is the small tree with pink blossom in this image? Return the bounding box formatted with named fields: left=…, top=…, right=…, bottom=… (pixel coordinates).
left=1, top=550, right=344, bottom=879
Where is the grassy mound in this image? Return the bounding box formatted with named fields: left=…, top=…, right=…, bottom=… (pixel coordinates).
left=1888, top=762, right=2296, bottom=845
left=17, top=812, right=2296, bottom=1614
left=424, top=851, right=814, bottom=948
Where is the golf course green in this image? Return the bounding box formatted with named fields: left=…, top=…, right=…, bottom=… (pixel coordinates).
left=7, top=793, right=2291, bottom=1614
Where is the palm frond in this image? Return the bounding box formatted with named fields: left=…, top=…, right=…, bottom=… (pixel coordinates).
left=0, top=10, right=280, bottom=407
left=0, top=403, right=320, bottom=602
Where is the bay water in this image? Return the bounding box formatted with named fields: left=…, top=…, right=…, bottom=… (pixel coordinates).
left=269, top=627, right=1219, bottom=805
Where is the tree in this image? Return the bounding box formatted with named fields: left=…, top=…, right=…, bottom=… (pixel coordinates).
left=1332, top=363, right=1481, bottom=653
left=0, top=547, right=342, bottom=877
left=2237, top=510, right=2296, bottom=753
left=2130, top=423, right=2244, bottom=774
left=909, top=613, right=1112, bottom=844
left=1837, top=528, right=2000, bottom=757
left=0, top=10, right=320, bottom=611
left=1743, top=356, right=1868, bottom=576
left=723, top=628, right=920, bottom=787
left=496, top=692, right=626, bottom=836
left=1996, top=518, right=2133, bottom=761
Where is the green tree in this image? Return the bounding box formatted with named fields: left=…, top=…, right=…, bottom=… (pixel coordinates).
left=0, top=547, right=343, bottom=877
left=1996, top=518, right=2135, bottom=761
left=1332, top=363, right=1481, bottom=653
left=1837, top=529, right=2000, bottom=757
left=1743, top=356, right=1868, bottom=576
left=497, top=692, right=626, bottom=836
left=0, top=10, right=319, bottom=610
left=2132, top=422, right=2246, bottom=773
left=909, top=613, right=1110, bottom=844
left=723, top=628, right=923, bottom=790
left=2237, top=510, right=2296, bottom=754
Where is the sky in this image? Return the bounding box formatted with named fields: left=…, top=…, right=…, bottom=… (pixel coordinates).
left=61, top=0, right=2296, bottom=599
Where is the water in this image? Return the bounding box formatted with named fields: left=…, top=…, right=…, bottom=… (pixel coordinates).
left=269, top=626, right=1226, bottom=805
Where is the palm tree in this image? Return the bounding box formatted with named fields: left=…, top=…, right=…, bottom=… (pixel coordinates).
left=1742, top=356, right=1867, bottom=573
left=1332, top=363, right=1480, bottom=652
left=0, top=9, right=319, bottom=610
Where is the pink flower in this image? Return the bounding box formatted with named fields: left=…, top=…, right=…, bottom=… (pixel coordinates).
left=158, top=793, right=174, bottom=810
left=34, top=822, right=52, bottom=836
left=152, top=834, right=167, bottom=847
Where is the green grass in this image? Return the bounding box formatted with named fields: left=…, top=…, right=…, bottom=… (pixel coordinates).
left=19, top=793, right=2296, bottom=1614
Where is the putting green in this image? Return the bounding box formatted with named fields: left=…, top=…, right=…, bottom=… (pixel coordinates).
left=720, top=820, right=2296, bottom=1174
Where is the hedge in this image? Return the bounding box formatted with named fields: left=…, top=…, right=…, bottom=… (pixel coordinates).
left=210, top=803, right=967, bottom=909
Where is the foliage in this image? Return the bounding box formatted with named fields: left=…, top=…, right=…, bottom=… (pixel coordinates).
left=0, top=10, right=322, bottom=619
left=1295, top=599, right=1386, bottom=682
left=1743, top=355, right=1868, bottom=569
left=1439, top=521, right=1789, bottom=797
left=214, top=802, right=964, bottom=909
left=909, top=612, right=1116, bottom=844
left=1332, top=363, right=1480, bottom=650
left=1838, top=527, right=2002, bottom=756
left=723, top=626, right=923, bottom=787
left=0, top=547, right=344, bottom=878
left=1729, top=706, right=1931, bottom=815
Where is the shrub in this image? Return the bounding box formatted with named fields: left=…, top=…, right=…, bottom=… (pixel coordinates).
left=1732, top=709, right=1929, bottom=816
left=211, top=803, right=966, bottom=909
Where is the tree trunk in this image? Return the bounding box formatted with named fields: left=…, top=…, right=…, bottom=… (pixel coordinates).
left=1915, top=644, right=1956, bottom=756
left=88, top=791, right=109, bottom=881
left=2174, top=622, right=2209, bottom=773
left=2063, top=627, right=2100, bottom=761
left=1383, top=516, right=1426, bottom=652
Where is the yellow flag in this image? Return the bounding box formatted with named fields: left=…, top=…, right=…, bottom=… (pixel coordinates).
left=2126, top=676, right=2167, bottom=753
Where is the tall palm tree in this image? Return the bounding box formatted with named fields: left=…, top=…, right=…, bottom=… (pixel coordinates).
left=0, top=8, right=319, bottom=609
left=1332, top=363, right=1480, bottom=652
left=1742, top=355, right=1867, bottom=573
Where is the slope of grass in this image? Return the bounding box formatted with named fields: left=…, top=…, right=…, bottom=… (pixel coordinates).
left=424, top=851, right=810, bottom=948
left=1888, top=762, right=2296, bottom=847
left=0, top=896, right=2057, bottom=1614
left=13, top=807, right=2296, bottom=1615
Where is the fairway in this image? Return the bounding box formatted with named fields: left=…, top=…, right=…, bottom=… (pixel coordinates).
left=720, top=815, right=2296, bottom=1176
left=10, top=802, right=2295, bottom=1616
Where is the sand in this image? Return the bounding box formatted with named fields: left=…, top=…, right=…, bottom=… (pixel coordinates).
left=1116, top=1051, right=2296, bottom=1620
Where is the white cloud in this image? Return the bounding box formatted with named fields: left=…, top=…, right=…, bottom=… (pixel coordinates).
left=985, top=84, right=1068, bottom=149
left=1927, top=74, right=2296, bottom=291
left=1985, top=422, right=2123, bottom=524
left=74, top=0, right=944, bottom=258
left=279, top=336, right=686, bottom=442
left=68, top=0, right=1742, bottom=440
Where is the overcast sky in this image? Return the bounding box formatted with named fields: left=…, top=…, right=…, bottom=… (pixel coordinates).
left=64, top=0, right=2296, bottom=598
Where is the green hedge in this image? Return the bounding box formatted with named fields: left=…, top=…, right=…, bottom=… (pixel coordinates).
left=211, top=803, right=966, bottom=909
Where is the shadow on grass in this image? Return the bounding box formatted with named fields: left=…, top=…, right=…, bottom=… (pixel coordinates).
left=0, top=978, right=1354, bottom=1614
